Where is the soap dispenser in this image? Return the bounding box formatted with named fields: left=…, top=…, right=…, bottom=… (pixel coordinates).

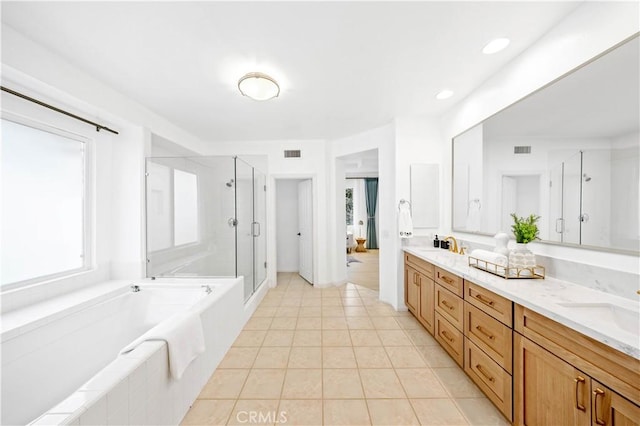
left=433, top=235, right=439, bottom=248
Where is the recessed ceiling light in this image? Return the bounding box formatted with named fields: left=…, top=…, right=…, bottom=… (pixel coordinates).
left=238, top=72, right=280, bottom=101
left=482, top=38, right=510, bottom=55
left=436, top=90, right=453, bottom=100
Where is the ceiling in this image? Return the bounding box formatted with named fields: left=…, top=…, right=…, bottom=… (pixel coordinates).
left=1, top=1, right=581, bottom=142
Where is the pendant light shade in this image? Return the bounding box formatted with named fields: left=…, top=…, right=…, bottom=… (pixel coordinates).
left=238, top=72, right=280, bottom=101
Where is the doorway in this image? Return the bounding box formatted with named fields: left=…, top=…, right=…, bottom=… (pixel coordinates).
left=339, top=149, right=380, bottom=292
left=275, top=178, right=314, bottom=284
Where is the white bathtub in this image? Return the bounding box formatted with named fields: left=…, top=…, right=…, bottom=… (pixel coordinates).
left=1, top=277, right=250, bottom=426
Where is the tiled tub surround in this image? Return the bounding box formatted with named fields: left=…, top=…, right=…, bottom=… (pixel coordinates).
left=403, top=247, right=640, bottom=359
left=1, top=278, right=246, bottom=425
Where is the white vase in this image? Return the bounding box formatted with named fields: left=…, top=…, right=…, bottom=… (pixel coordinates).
left=508, top=243, right=536, bottom=276
left=493, top=233, right=510, bottom=256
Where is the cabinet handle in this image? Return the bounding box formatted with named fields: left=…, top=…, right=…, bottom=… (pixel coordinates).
left=441, top=275, right=454, bottom=285
left=593, top=388, right=606, bottom=425
left=475, top=364, right=495, bottom=383
left=475, top=325, right=495, bottom=340
left=442, top=300, right=455, bottom=310
left=474, top=293, right=495, bottom=306
left=574, top=376, right=586, bottom=412
left=441, top=330, right=454, bottom=343
left=413, top=272, right=417, bottom=285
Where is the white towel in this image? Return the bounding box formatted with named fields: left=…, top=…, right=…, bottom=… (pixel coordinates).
left=470, top=249, right=508, bottom=267
left=121, top=311, right=206, bottom=380
left=398, top=206, right=413, bottom=238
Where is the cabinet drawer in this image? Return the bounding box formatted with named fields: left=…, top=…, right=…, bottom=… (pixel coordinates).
left=435, top=267, right=463, bottom=297
left=406, top=253, right=434, bottom=279
left=435, top=284, right=464, bottom=331
left=465, top=338, right=513, bottom=421
left=464, top=280, right=513, bottom=327
left=464, top=303, right=513, bottom=374
left=435, top=312, right=463, bottom=367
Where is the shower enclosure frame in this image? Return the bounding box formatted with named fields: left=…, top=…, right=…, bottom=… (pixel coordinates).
left=143, top=155, right=267, bottom=301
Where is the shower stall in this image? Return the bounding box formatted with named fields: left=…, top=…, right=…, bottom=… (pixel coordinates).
left=145, top=156, right=266, bottom=301
left=548, top=148, right=639, bottom=251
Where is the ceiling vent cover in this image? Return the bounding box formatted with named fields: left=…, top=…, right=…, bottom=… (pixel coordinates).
left=284, top=150, right=301, bottom=158
left=514, top=146, right=532, bottom=154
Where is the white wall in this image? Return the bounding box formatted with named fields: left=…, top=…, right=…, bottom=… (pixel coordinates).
left=1, top=26, right=204, bottom=310
left=276, top=180, right=301, bottom=272
left=440, top=1, right=639, bottom=274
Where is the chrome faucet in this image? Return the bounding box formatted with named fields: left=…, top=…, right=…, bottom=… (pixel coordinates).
left=131, top=285, right=140, bottom=292
left=202, top=285, right=212, bottom=294
left=444, top=236, right=460, bottom=254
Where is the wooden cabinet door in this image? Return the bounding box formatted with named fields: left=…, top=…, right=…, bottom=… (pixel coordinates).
left=514, top=333, right=591, bottom=426
left=405, top=265, right=420, bottom=314
left=417, top=275, right=434, bottom=334
left=591, top=381, right=640, bottom=426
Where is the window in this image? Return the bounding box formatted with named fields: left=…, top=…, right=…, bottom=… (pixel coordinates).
left=146, top=161, right=199, bottom=252
left=1, top=118, right=88, bottom=287
left=173, top=169, right=198, bottom=245
left=345, top=188, right=353, bottom=225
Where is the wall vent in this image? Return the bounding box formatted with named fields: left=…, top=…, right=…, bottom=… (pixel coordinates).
left=284, top=150, right=301, bottom=158
left=514, top=146, right=531, bottom=154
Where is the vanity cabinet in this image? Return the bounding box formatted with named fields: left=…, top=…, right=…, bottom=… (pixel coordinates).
left=514, top=305, right=640, bottom=426
left=403, top=251, right=639, bottom=426
left=404, top=253, right=435, bottom=334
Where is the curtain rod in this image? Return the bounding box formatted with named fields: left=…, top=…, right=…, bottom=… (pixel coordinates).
left=1, top=86, right=119, bottom=135
left=345, top=177, right=378, bottom=180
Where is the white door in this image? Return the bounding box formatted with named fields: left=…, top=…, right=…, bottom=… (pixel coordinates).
left=298, top=179, right=313, bottom=284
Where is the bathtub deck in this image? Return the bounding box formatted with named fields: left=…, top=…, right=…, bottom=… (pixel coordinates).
left=180, top=272, right=507, bottom=426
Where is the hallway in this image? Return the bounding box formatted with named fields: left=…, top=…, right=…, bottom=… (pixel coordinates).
left=181, top=273, right=507, bottom=425
left=346, top=249, right=379, bottom=292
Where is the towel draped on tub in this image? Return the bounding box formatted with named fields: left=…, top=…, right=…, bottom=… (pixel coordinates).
left=120, top=310, right=206, bottom=380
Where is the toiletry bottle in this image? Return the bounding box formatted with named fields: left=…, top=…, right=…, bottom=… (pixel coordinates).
left=433, top=235, right=439, bottom=248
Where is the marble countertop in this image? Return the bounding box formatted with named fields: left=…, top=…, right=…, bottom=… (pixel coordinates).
left=404, top=246, right=640, bottom=360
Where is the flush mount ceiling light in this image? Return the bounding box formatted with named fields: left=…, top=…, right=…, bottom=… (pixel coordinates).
left=436, top=89, right=454, bottom=100
left=482, top=38, right=510, bottom=54
left=238, top=72, right=280, bottom=101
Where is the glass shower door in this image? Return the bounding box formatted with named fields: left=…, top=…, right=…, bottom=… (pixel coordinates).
left=235, top=158, right=255, bottom=300
left=562, top=152, right=582, bottom=245
left=253, top=169, right=267, bottom=291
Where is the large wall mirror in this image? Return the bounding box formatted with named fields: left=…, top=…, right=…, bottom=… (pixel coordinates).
left=453, top=35, right=639, bottom=254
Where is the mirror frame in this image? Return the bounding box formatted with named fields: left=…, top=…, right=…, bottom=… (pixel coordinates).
left=451, top=33, right=640, bottom=256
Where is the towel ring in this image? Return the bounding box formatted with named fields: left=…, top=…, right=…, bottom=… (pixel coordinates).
left=398, top=199, right=411, bottom=210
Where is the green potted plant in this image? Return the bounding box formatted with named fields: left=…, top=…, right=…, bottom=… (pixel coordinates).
left=509, top=213, right=540, bottom=274
left=510, top=213, right=540, bottom=244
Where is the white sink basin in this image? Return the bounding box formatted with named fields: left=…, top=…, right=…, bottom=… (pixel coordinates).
left=556, top=302, right=640, bottom=335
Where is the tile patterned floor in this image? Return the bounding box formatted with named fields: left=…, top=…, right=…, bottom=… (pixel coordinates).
left=181, top=273, right=509, bottom=426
